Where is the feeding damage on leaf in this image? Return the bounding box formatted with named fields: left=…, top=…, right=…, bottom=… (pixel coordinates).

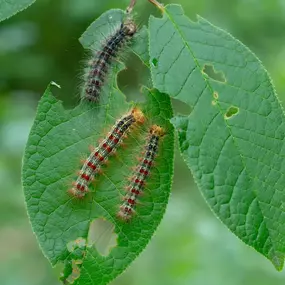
left=224, top=106, right=239, bottom=119
left=87, top=218, right=118, bottom=256
left=22, top=80, right=174, bottom=285
left=61, top=219, right=118, bottom=283
left=151, top=58, right=158, bottom=67
left=60, top=238, right=87, bottom=284
left=149, top=3, right=285, bottom=270
left=202, top=64, right=226, bottom=83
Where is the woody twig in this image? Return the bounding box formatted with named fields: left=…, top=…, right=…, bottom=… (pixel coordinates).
left=127, top=0, right=137, bottom=13
left=148, top=0, right=165, bottom=12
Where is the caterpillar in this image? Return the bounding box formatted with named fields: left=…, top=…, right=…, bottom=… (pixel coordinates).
left=83, top=18, right=137, bottom=102
left=69, top=108, right=145, bottom=198
left=118, top=125, right=165, bottom=221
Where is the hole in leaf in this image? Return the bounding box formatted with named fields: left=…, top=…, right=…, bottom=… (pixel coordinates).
left=118, top=53, right=149, bottom=102
left=61, top=238, right=86, bottom=284
left=67, top=238, right=86, bottom=252
left=61, top=260, right=82, bottom=284
left=203, top=64, right=226, bottom=83
left=87, top=218, right=117, bottom=256
left=151, top=58, right=158, bottom=67
left=225, top=106, right=239, bottom=119
left=171, top=97, right=192, bottom=116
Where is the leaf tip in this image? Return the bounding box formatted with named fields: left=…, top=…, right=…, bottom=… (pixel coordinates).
left=271, top=253, right=284, bottom=271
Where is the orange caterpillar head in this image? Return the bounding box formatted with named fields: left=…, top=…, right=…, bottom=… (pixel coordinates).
left=132, top=108, right=145, bottom=124
left=150, top=125, right=165, bottom=137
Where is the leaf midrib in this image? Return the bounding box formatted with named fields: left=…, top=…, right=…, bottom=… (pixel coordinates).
left=164, top=5, right=280, bottom=259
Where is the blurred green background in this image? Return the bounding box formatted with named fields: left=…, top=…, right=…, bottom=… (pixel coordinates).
left=1, top=0, right=285, bottom=284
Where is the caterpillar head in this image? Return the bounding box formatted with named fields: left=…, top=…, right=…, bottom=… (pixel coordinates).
left=123, top=20, right=137, bottom=36
left=150, top=125, right=165, bottom=137
left=132, top=108, right=145, bottom=124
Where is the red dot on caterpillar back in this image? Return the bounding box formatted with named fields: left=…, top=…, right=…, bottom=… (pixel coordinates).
left=81, top=173, right=91, bottom=182
left=68, top=108, right=145, bottom=199
left=87, top=161, right=97, bottom=170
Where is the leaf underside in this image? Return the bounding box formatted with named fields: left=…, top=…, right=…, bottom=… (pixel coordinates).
left=149, top=4, right=285, bottom=270
left=22, top=9, right=174, bottom=285
left=0, top=0, right=36, bottom=22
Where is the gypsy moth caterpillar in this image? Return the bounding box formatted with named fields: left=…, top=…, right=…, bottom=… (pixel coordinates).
left=82, top=17, right=137, bottom=102
left=69, top=108, right=145, bottom=199
left=118, top=125, right=165, bottom=221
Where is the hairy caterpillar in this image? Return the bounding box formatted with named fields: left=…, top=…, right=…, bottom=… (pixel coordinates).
left=118, top=125, right=165, bottom=221
left=69, top=108, right=145, bottom=198
left=82, top=18, right=137, bottom=102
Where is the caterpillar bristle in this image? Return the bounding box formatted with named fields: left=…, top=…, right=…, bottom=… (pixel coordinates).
left=70, top=109, right=145, bottom=199
left=117, top=125, right=164, bottom=222
left=81, top=18, right=137, bottom=103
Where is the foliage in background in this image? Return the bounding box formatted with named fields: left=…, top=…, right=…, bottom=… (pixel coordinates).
left=1, top=0, right=285, bottom=285
left=0, top=0, right=36, bottom=22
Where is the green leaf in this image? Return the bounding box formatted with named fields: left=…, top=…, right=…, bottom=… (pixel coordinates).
left=22, top=9, right=174, bottom=285
left=131, top=25, right=150, bottom=66
left=149, top=4, right=285, bottom=270
left=0, top=0, right=36, bottom=22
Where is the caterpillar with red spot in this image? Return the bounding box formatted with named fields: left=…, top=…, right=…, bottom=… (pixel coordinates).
left=118, top=125, right=165, bottom=221
left=69, top=108, right=145, bottom=198
left=82, top=18, right=137, bottom=102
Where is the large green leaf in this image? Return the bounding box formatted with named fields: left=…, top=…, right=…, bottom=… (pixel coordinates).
left=149, top=4, right=285, bottom=270
left=0, top=0, right=36, bottom=22
left=22, top=9, right=174, bottom=285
